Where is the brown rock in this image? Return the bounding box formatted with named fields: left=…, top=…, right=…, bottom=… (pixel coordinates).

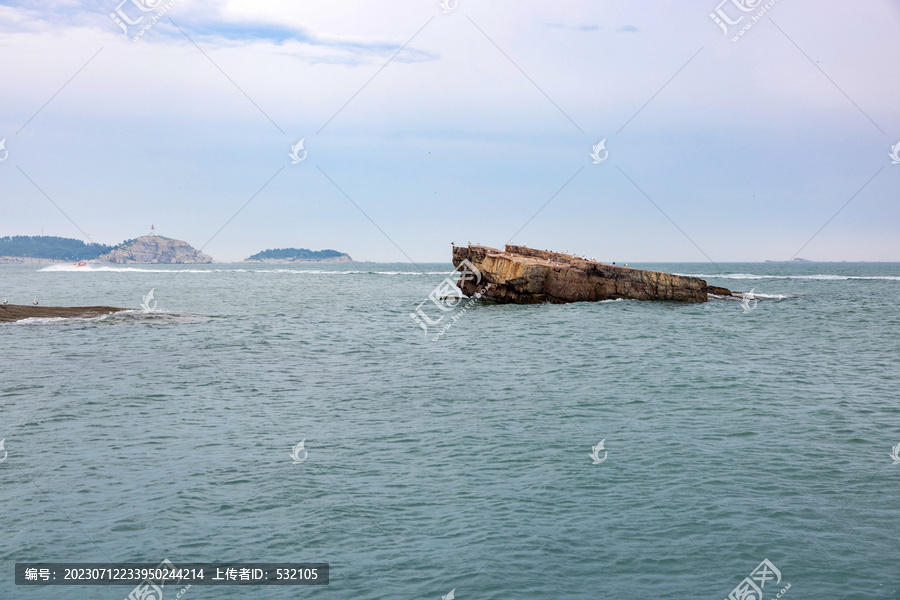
left=0, top=304, right=128, bottom=323
left=452, top=244, right=733, bottom=304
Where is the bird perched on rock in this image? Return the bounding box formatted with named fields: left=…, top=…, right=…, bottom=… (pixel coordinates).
left=33, top=299, right=38, bottom=305
left=2, top=300, right=7, bottom=305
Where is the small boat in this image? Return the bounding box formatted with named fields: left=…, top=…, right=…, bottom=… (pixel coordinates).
left=73, top=261, right=87, bottom=267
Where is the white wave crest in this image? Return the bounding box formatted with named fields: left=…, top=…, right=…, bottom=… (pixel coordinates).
left=38, top=265, right=454, bottom=275
left=681, top=273, right=900, bottom=281
left=12, top=310, right=209, bottom=325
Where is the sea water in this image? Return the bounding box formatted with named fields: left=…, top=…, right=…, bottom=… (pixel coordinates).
left=1, top=262, right=899, bottom=599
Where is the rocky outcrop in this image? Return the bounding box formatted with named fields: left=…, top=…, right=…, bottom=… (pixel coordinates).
left=94, top=236, right=212, bottom=264
left=452, top=244, right=733, bottom=304
left=0, top=304, right=127, bottom=323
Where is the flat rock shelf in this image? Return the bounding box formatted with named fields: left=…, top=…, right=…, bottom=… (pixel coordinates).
left=0, top=304, right=128, bottom=323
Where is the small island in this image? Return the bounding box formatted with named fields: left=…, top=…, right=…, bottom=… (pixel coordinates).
left=765, top=257, right=812, bottom=263
left=243, top=248, right=353, bottom=263
left=94, top=235, right=212, bottom=264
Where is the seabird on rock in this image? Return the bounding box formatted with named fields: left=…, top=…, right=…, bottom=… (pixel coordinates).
left=2, top=300, right=7, bottom=305
left=33, top=299, right=38, bottom=305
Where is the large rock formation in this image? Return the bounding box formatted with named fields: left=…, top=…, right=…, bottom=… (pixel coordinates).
left=452, top=244, right=733, bottom=304
left=94, top=236, right=212, bottom=264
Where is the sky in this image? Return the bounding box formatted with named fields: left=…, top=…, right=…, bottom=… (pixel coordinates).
left=0, top=0, right=898, bottom=263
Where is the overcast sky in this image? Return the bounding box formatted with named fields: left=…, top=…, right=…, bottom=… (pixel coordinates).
left=1, top=0, right=898, bottom=262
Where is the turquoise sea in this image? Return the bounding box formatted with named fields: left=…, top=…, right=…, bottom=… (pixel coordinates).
left=1, top=262, right=899, bottom=599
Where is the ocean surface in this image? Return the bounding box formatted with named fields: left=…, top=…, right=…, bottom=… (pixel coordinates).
left=1, top=261, right=898, bottom=600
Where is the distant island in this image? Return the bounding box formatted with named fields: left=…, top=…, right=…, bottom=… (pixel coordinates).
left=95, top=235, right=212, bottom=264
left=243, top=248, right=353, bottom=263
left=0, top=235, right=113, bottom=263
left=765, top=257, right=812, bottom=263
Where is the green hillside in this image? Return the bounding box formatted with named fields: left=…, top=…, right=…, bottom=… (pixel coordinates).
left=0, top=236, right=113, bottom=261
left=246, top=248, right=347, bottom=261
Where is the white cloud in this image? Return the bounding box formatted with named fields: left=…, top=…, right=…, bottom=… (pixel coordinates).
left=1, top=0, right=898, bottom=261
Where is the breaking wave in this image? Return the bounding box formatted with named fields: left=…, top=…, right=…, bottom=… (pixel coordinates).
left=682, top=273, right=900, bottom=281
left=13, top=310, right=210, bottom=326
left=38, top=265, right=453, bottom=275
left=732, top=292, right=794, bottom=299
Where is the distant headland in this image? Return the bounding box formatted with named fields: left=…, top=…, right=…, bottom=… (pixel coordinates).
left=0, top=236, right=113, bottom=263
left=0, top=235, right=354, bottom=264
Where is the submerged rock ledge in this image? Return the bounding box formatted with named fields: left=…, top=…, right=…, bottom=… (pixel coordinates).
left=452, top=244, right=733, bottom=304
left=0, top=304, right=128, bottom=323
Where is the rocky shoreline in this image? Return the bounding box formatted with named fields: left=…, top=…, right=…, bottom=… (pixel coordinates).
left=0, top=256, right=69, bottom=264
left=452, top=244, right=734, bottom=303
left=0, top=304, right=129, bottom=323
